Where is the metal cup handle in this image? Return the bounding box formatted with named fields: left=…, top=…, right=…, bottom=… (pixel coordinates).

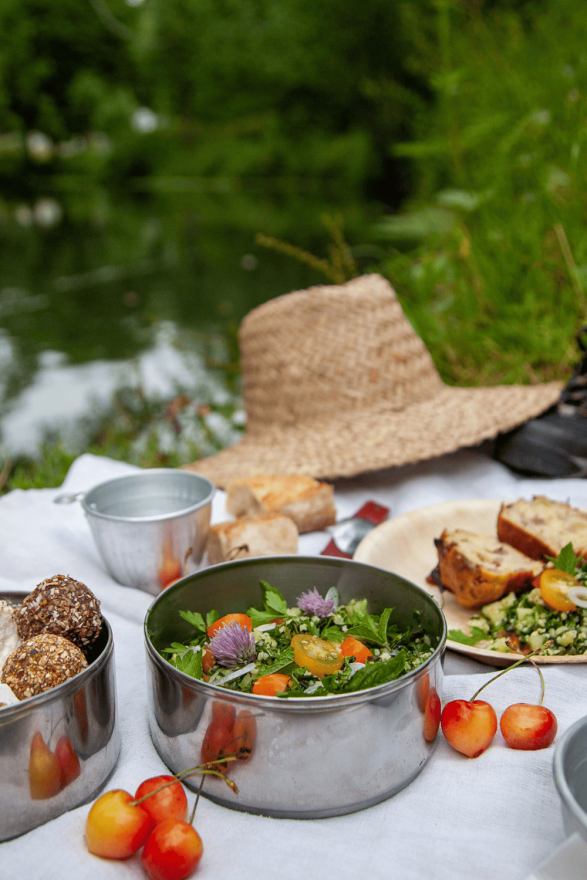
left=53, top=491, right=86, bottom=504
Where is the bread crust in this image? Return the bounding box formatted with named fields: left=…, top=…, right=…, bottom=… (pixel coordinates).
left=497, top=496, right=587, bottom=560
left=225, top=474, right=336, bottom=534
left=435, top=528, right=543, bottom=609
left=206, top=512, right=298, bottom=565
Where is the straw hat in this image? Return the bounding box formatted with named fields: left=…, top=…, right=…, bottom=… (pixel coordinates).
left=184, top=274, right=563, bottom=488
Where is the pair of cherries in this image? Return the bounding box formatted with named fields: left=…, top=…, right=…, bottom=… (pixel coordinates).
left=440, top=650, right=557, bottom=758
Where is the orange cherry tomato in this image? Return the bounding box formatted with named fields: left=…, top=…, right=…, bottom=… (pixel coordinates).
left=202, top=647, right=215, bottom=674
left=539, top=569, right=579, bottom=612
left=206, top=613, right=253, bottom=637
left=252, top=673, right=291, bottom=696
left=291, top=634, right=343, bottom=678
left=339, top=636, right=373, bottom=665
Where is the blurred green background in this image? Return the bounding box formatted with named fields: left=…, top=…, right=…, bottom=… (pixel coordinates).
left=1, top=0, right=586, bottom=488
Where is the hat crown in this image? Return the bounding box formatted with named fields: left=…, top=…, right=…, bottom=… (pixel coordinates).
left=239, top=274, right=443, bottom=432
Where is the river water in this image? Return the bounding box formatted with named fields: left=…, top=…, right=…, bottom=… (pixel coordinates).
left=0, top=185, right=383, bottom=458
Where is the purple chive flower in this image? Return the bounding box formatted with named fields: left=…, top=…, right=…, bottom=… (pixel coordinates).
left=208, top=621, right=257, bottom=668
left=296, top=587, right=334, bottom=618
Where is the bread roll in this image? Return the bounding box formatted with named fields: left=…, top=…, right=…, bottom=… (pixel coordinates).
left=206, top=512, right=298, bottom=564
left=435, top=528, right=543, bottom=608
left=225, top=474, right=336, bottom=534
left=497, top=496, right=587, bottom=560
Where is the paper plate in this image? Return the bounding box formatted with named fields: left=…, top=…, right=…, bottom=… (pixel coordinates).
left=354, top=498, right=587, bottom=667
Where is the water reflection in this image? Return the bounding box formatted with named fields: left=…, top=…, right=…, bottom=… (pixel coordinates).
left=0, top=187, right=380, bottom=457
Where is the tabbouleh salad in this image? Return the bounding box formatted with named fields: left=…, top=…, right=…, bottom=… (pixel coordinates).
left=161, top=580, right=437, bottom=697
left=449, top=543, right=587, bottom=656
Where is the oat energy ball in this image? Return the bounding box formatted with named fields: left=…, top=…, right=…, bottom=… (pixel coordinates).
left=1, top=634, right=88, bottom=699
left=14, top=575, right=101, bottom=649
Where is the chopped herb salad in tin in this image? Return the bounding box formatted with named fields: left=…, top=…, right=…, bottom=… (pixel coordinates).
left=161, top=580, right=436, bottom=696
left=449, top=543, right=587, bottom=656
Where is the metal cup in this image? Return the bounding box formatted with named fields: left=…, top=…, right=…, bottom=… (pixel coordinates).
left=55, top=469, right=215, bottom=595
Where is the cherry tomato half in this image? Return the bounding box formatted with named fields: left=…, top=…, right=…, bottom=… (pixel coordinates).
left=291, top=634, right=343, bottom=677
left=207, top=613, right=253, bottom=637
left=339, top=636, right=373, bottom=665
left=252, top=673, right=291, bottom=696
left=201, top=647, right=215, bottom=674
left=539, top=569, right=579, bottom=612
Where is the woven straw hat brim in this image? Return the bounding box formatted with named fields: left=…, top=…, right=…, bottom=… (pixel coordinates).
left=185, top=380, right=562, bottom=488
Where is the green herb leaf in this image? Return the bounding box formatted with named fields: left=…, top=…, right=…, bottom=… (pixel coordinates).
left=548, top=542, right=582, bottom=575
left=346, top=614, right=388, bottom=646
left=346, top=599, right=368, bottom=622
left=174, top=647, right=204, bottom=679
left=206, top=609, right=219, bottom=628
left=448, top=626, right=487, bottom=645
left=338, top=651, right=407, bottom=692
left=248, top=608, right=282, bottom=628
left=179, top=610, right=207, bottom=633
left=254, top=647, right=295, bottom=678
left=320, top=626, right=345, bottom=643
left=259, top=580, right=288, bottom=616
left=162, top=641, right=192, bottom=654
left=378, top=608, right=393, bottom=643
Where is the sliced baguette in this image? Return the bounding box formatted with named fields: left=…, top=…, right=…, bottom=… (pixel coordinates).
left=435, top=528, right=543, bottom=609
left=206, top=512, right=298, bottom=565
left=497, top=496, right=587, bottom=560
left=225, top=474, right=336, bottom=534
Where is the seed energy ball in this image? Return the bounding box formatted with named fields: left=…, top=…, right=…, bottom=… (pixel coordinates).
left=1, top=633, right=88, bottom=700
left=14, top=575, right=101, bottom=649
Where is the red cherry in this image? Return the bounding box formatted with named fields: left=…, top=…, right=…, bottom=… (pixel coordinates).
left=55, top=735, right=81, bottom=788
left=423, top=687, right=442, bottom=742
left=141, top=819, right=204, bottom=880
left=135, top=775, right=188, bottom=829
left=500, top=703, right=558, bottom=750
left=441, top=699, right=497, bottom=758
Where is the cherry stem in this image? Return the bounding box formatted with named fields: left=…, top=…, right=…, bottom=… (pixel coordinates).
left=130, top=757, right=237, bottom=807
left=470, top=642, right=553, bottom=702
left=189, top=775, right=205, bottom=825
left=531, top=659, right=546, bottom=707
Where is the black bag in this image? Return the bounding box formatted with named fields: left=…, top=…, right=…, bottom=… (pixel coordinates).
left=494, top=327, right=587, bottom=478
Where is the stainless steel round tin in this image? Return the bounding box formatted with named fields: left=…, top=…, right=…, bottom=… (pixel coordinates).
left=0, top=592, right=120, bottom=840
left=554, top=713, right=587, bottom=845
left=145, top=555, right=446, bottom=819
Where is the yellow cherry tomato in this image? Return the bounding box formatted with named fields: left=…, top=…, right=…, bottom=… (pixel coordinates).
left=539, top=569, right=579, bottom=612
left=291, top=634, right=343, bottom=678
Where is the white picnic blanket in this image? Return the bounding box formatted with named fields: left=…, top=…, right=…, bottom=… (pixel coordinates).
left=1, top=448, right=587, bottom=880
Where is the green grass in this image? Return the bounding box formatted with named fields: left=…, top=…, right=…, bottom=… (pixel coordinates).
left=367, top=0, right=587, bottom=387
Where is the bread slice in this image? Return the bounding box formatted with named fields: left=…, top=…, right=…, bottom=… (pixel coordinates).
left=206, top=512, right=298, bottom=565
left=225, top=474, right=336, bottom=534
left=435, top=528, right=543, bottom=609
left=497, top=496, right=587, bottom=560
